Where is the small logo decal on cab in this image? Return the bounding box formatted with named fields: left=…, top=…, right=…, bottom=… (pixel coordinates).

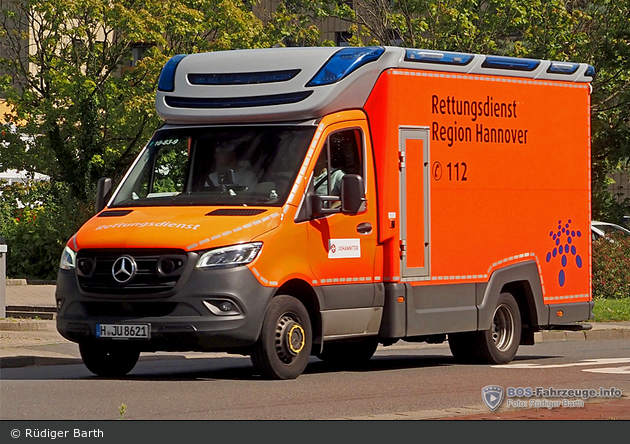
left=328, top=239, right=361, bottom=259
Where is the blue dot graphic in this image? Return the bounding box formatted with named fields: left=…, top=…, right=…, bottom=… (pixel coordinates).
left=546, top=219, right=582, bottom=288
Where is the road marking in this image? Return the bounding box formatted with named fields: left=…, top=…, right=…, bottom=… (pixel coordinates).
left=492, top=357, right=630, bottom=369
left=582, top=366, right=630, bottom=375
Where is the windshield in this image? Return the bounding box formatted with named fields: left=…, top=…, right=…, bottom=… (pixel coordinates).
left=111, top=125, right=316, bottom=207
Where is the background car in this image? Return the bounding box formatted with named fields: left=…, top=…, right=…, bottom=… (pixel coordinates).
left=591, top=221, right=630, bottom=241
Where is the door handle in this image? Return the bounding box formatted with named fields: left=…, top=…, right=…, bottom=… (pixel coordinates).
left=356, top=222, right=373, bottom=235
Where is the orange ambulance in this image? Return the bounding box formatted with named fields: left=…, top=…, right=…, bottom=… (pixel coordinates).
left=56, top=47, right=594, bottom=379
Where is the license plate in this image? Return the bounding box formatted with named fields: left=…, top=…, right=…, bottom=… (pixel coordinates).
left=96, top=324, right=150, bottom=339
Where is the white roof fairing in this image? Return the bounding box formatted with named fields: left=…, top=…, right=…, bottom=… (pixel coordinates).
left=155, top=47, right=595, bottom=125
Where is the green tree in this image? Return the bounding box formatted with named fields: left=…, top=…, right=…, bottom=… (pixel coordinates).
left=0, top=0, right=320, bottom=278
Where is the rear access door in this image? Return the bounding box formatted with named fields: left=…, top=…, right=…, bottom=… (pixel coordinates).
left=399, top=127, right=430, bottom=278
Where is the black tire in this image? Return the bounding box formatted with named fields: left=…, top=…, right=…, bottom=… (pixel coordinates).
left=79, top=343, right=140, bottom=377
left=251, top=295, right=313, bottom=380
left=317, top=338, right=379, bottom=367
left=448, top=292, right=521, bottom=364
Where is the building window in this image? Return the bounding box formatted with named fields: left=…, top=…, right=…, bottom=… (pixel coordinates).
left=336, top=31, right=352, bottom=47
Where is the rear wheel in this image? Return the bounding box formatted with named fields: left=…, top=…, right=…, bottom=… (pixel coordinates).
left=79, top=343, right=140, bottom=377
left=251, top=295, right=312, bottom=380
left=448, top=292, right=521, bottom=364
left=317, top=338, right=379, bottom=367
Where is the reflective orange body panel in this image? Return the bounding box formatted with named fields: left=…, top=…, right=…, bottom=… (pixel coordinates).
left=364, top=69, right=591, bottom=304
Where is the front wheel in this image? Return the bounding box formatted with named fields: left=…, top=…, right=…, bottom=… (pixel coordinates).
left=79, top=343, right=140, bottom=377
left=251, top=295, right=313, bottom=380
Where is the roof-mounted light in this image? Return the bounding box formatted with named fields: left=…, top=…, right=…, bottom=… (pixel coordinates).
left=482, top=55, right=540, bottom=71
left=405, top=49, right=473, bottom=66
left=158, top=54, right=188, bottom=92
left=306, top=47, right=385, bottom=87
left=584, top=65, right=596, bottom=78
left=547, top=62, right=579, bottom=75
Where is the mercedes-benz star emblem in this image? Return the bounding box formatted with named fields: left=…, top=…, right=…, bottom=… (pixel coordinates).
left=112, top=255, right=137, bottom=284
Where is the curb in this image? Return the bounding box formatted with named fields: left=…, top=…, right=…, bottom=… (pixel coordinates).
left=0, top=320, right=50, bottom=331
left=536, top=329, right=629, bottom=342
left=0, top=356, right=82, bottom=369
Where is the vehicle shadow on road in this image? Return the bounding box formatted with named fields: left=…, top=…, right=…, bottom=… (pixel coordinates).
left=0, top=353, right=561, bottom=382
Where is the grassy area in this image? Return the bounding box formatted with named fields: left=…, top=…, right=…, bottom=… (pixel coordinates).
left=592, top=298, right=630, bottom=322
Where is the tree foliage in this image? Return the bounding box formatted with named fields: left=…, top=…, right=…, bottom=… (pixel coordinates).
left=0, top=0, right=321, bottom=278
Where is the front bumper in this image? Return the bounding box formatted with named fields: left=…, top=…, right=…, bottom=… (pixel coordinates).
left=56, top=265, right=275, bottom=352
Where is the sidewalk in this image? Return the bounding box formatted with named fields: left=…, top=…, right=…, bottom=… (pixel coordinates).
left=441, top=397, right=630, bottom=420
left=4, top=283, right=56, bottom=307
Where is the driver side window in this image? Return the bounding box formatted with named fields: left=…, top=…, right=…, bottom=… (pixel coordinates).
left=313, top=128, right=363, bottom=200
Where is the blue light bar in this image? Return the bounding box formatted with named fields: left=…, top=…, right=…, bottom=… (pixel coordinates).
left=482, top=55, right=540, bottom=71
left=158, top=54, right=188, bottom=92
left=188, top=69, right=301, bottom=85
left=547, top=61, right=579, bottom=75
left=306, top=47, right=385, bottom=87
left=404, top=49, right=473, bottom=66
left=585, top=65, right=596, bottom=78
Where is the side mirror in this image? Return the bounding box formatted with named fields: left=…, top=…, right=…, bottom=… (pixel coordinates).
left=341, top=174, right=366, bottom=215
left=95, top=177, right=113, bottom=214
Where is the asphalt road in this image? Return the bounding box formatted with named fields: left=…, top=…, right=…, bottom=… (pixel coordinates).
left=1, top=339, right=629, bottom=420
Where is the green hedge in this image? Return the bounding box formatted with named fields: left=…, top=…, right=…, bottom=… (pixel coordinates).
left=592, top=234, right=630, bottom=299
left=0, top=181, right=91, bottom=280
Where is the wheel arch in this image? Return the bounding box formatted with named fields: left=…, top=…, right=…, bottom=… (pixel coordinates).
left=478, top=261, right=548, bottom=337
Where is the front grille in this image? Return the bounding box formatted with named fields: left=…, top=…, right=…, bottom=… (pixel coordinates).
left=77, top=249, right=187, bottom=294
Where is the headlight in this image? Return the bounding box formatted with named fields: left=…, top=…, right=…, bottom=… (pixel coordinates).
left=196, top=242, right=262, bottom=269
left=59, top=246, right=77, bottom=270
